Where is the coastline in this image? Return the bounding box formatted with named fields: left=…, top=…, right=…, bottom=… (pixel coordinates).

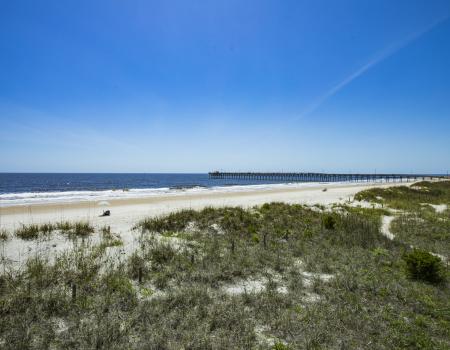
left=0, top=179, right=421, bottom=270
left=0, top=179, right=413, bottom=207
left=0, top=180, right=413, bottom=231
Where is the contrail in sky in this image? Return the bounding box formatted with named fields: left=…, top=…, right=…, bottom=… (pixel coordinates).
left=294, top=15, right=450, bottom=121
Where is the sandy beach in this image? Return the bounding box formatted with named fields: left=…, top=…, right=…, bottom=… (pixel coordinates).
left=0, top=180, right=418, bottom=266
left=0, top=180, right=413, bottom=231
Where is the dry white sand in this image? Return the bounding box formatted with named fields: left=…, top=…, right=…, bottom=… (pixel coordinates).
left=0, top=181, right=414, bottom=266
left=381, top=216, right=395, bottom=240
left=428, top=204, right=447, bottom=213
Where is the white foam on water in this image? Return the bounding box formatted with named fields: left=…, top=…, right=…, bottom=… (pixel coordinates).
left=0, top=179, right=396, bottom=207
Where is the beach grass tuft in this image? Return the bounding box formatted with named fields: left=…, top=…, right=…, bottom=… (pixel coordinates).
left=15, top=224, right=42, bottom=240
left=0, top=229, right=9, bottom=241
left=13, top=221, right=95, bottom=240
left=71, top=221, right=95, bottom=238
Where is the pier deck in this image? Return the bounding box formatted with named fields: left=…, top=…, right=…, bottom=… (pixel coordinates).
left=208, top=172, right=439, bottom=183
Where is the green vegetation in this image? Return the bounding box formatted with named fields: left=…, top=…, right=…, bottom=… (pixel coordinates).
left=391, top=211, right=450, bottom=257
left=322, top=214, right=336, bottom=230
left=15, top=224, right=43, bottom=240
left=272, top=342, right=291, bottom=350
left=13, top=221, right=95, bottom=240
left=71, top=221, right=95, bottom=238
left=357, top=180, right=450, bottom=257
left=336, top=203, right=392, bottom=219
left=403, top=249, right=445, bottom=284
left=99, top=226, right=123, bottom=248
left=1, top=182, right=449, bottom=349
left=56, top=221, right=72, bottom=232
left=0, top=229, right=9, bottom=241
left=355, top=180, right=450, bottom=210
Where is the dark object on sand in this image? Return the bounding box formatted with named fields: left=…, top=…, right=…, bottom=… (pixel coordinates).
left=101, top=210, right=111, bottom=217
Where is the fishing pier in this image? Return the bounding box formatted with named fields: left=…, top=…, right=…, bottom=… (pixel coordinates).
left=208, top=172, right=437, bottom=183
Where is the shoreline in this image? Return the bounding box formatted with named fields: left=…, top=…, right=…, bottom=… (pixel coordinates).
left=0, top=179, right=416, bottom=209
left=0, top=181, right=413, bottom=232
left=0, top=180, right=414, bottom=265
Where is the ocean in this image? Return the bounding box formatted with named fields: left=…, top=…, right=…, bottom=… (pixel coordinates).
left=0, top=173, right=304, bottom=206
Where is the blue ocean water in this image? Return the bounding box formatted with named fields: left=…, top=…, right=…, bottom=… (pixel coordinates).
left=1, top=173, right=428, bottom=206
left=0, top=173, right=295, bottom=206
left=0, top=173, right=289, bottom=194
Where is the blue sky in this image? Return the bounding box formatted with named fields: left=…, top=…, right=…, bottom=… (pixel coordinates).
left=1, top=0, right=450, bottom=173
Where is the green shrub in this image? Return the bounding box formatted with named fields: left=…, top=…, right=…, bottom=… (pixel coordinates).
left=323, top=215, right=336, bottom=230
left=403, top=249, right=445, bottom=284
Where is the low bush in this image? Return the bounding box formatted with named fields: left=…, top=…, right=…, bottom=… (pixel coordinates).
left=403, top=249, right=445, bottom=284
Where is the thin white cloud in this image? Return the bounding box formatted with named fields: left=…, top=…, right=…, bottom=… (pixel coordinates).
left=294, top=15, right=450, bottom=121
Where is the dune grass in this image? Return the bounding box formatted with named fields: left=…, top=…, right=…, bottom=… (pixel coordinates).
left=0, top=229, right=9, bottom=241
left=1, top=197, right=449, bottom=349
left=13, top=221, right=95, bottom=240
left=14, top=224, right=43, bottom=240
left=99, top=225, right=123, bottom=248
left=391, top=209, right=450, bottom=257
left=355, top=180, right=450, bottom=210
left=71, top=222, right=95, bottom=238
left=355, top=180, right=450, bottom=257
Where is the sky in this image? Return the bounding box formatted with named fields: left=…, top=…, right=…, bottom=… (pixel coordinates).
left=1, top=0, right=450, bottom=173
